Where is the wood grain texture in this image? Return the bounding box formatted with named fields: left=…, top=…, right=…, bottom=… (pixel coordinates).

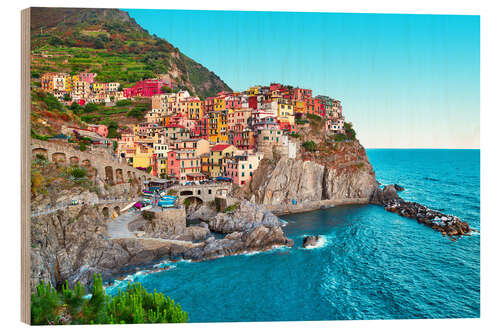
left=21, top=7, right=31, bottom=325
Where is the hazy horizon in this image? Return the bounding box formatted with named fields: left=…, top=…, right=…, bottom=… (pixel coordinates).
left=124, top=9, right=480, bottom=149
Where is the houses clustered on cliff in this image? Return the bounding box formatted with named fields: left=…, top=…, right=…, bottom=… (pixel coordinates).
left=41, top=72, right=345, bottom=186
left=41, top=72, right=173, bottom=105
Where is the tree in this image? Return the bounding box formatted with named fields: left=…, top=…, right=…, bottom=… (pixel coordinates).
left=161, top=86, right=173, bottom=94
left=31, top=274, right=188, bottom=325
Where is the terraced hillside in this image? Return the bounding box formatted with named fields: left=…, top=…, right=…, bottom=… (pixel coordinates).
left=30, top=7, right=231, bottom=98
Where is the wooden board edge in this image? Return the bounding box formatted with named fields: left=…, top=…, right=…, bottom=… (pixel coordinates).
left=21, top=7, right=31, bottom=325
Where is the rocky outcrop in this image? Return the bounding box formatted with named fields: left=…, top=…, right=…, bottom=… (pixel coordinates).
left=244, top=140, right=379, bottom=208
left=186, top=204, right=218, bottom=221
left=31, top=195, right=292, bottom=291
left=208, top=200, right=283, bottom=233
left=370, top=185, right=472, bottom=239
left=302, top=235, right=320, bottom=248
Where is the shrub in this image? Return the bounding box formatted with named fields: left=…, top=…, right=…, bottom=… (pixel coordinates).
left=289, top=133, right=300, bottom=138
left=223, top=203, right=240, bottom=213
left=31, top=275, right=188, bottom=325
left=345, top=122, right=356, bottom=140
left=116, top=99, right=132, bottom=107
left=84, top=103, right=99, bottom=113
left=302, top=141, right=317, bottom=152
left=141, top=211, right=155, bottom=222
left=306, top=113, right=322, bottom=122
left=69, top=167, right=87, bottom=179
left=333, top=133, right=347, bottom=142
left=79, top=142, right=87, bottom=151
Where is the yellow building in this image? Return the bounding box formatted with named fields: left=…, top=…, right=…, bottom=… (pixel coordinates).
left=277, top=99, right=295, bottom=125
left=208, top=109, right=228, bottom=144
left=209, top=144, right=235, bottom=178
left=188, top=99, right=203, bottom=120
left=132, top=145, right=154, bottom=172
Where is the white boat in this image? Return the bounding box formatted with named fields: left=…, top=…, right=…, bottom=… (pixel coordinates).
left=120, top=201, right=137, bottom=213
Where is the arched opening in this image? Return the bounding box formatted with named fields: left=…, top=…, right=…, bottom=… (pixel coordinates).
left=82, top=159, right=91, bottom=168
left=115, top=169, right=124, bottom=184
left=32, top=148, right=48, bottom=160
left=183, top=196, right=203, bottom=213
left=180, top=190, right=194, bottom=196
left=127, top=171, right=132, bottom=181
left=52, top=152, right=66, bottom=164
left=102, top=207, right=109, bottom=218
left=69, top=156, right=79, bottom=165
left=113, top=206, right=121, bottom=218
left=105, top=166, right=114, bottom=185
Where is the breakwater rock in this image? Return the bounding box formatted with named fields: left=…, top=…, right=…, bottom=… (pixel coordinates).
left=370, top=185, right=472, bottom=239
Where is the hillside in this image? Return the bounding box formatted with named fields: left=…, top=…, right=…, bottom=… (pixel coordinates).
left=30, top=7, right=231, bottom=98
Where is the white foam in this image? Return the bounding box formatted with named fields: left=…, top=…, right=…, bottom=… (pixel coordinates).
left=302, top=235, right=328, bottom=250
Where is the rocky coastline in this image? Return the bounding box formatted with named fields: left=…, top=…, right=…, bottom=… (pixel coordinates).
left=370, top=185, right=473, bottom=240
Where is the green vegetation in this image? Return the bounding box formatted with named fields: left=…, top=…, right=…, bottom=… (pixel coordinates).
left=167, top=189, right=178, bottom=196
left=127, top=105, right=147, bottom=119
left=289, top=133, right=301, bottom=138
left=296, top=119, right=309, bottom=125
left=31, top=274, right=188, bottom=325
left=223, top=203, right=240, bottom=213
left=333, top=133, right=347, bottom=142
left=345, top=122, right=356, bottom=140
left=68, top=166, right=87, bottom=179
left=115, top=99, right=132, bottom=107
left=302, top=141, right=317, bottom=152
left=30, top=8, right=231, bottom=98
left=306, top=113, right=322, bottom=123
left=141, top=211, right=155, bottom=222
left=42, top=93, right=65, bottom=113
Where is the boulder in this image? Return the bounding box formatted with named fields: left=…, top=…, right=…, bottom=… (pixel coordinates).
left=394, top=184, right=405, bottom=191
left=302, top=235, right=320, bottom=248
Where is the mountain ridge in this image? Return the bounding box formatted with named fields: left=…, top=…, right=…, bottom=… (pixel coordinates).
left=30, top=7, right=232, bottom=98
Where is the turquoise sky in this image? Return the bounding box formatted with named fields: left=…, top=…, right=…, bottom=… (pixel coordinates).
left=124, top=9, right=480, bottom=149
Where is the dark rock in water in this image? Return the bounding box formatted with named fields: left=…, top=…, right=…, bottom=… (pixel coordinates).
left=303, top=235, right=320, bottom=248
left=370, top=185, right=401, bottom=205
left=394, top=184, right=405, bottom=191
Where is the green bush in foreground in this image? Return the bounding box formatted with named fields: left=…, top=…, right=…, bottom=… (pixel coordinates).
left=31, top=274, right=188, bottom=325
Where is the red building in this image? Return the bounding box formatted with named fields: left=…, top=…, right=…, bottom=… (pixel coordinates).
left=123, top=79, right=167, bottom=98
left=191, top=117, right=209, bottom=140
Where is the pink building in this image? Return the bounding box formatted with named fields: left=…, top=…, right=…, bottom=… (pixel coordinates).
left=88, top=124, right=109, bottom=138
left=167, top=150, right=202, bottom=181
left=79, top=73, right=96, bottom=84
left=225, top=152, right=264, bottom=185
left=123, top=79, right=166, bottom=98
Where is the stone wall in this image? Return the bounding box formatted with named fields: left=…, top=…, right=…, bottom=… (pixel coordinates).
left=31, top=139, right=158, bottom=185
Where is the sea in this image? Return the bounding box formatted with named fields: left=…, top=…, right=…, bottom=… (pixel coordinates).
left=105, top=149, right=480, bottom=322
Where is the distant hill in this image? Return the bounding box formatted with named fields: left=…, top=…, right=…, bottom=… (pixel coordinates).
left=30, top=7, right=231, bottom=98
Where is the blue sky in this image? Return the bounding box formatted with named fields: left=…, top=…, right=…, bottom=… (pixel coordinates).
left=124, top=9, right=479, bottom=148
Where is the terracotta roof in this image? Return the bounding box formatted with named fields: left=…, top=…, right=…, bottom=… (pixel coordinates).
left=211, top=144, right=231, bottom=152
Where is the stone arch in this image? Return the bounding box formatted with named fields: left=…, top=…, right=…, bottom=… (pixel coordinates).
left=180, top=190, right=194, bottom=196
left=113, top=206, right=121, bottom=217
left=102, top=207, right=109, bottom=218
left=82, top=159, right=91, bottom=168
left=32, top=148, right=48, bottom=160
left=69, top=156, right=79, bottom=165
left=52, top=152, right=66, bottom=164
left=183, top=196, right=203, bottom=206
left=105, top=166, right=114, bottom=184
left=115, top=168, right=124, bottom=184
left=127, top=171, right=132, bottom=181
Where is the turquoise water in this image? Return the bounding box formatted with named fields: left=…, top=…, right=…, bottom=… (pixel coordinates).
left=106, top=149, right=480, bottom=322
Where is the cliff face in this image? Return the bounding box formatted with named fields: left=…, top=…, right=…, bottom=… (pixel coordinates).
left=245, top=140, right=379, bottom=207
